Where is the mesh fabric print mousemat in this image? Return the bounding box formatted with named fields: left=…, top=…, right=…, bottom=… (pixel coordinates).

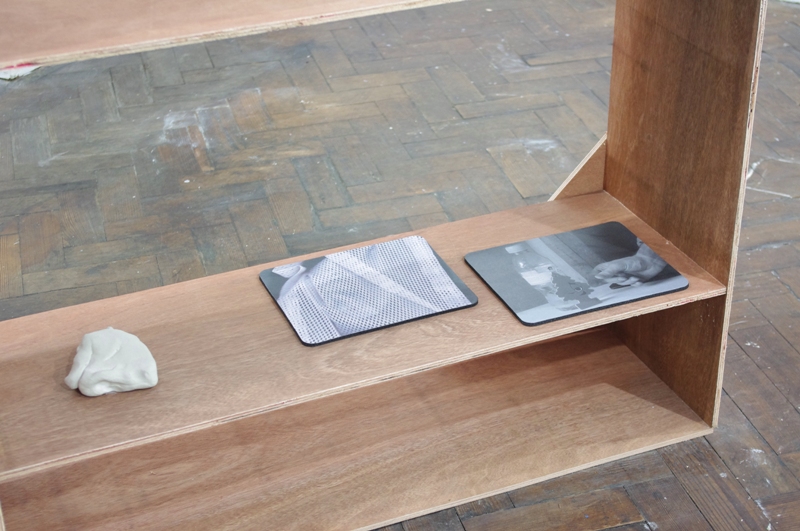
left=260, top=236, right=478, bottom=346
left=465, top=221, right=689, bottom=326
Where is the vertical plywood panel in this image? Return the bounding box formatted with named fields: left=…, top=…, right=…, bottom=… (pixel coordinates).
left=606, top=0, right=765, bottom=287
left=605, top=0, right=766, bottom=425
left=612, top=297, right=727, bottom=426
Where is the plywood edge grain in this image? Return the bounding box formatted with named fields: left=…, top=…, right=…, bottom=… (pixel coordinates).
left=712, top=0, right=769, bottom=427
left=549, top=133, right=607, bottom=201
left=1, top=0, right=466, bottom=68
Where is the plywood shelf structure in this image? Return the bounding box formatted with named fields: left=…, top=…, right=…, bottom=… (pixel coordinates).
left=0, top=0, right=467, bottom=68
left=0, top=0, right=767, bottom=529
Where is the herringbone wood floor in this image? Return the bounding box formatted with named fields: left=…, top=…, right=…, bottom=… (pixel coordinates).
left=1, top=0, right=800, bottom=529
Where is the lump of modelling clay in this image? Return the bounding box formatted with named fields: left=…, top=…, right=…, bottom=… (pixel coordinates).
left=65, top=327, right=158, bottom=397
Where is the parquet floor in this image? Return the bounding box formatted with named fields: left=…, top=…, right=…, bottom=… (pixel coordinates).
left=0, top=0, right=799, bottom=529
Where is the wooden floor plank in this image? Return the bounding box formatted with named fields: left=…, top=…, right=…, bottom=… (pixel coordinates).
left=142, top=49, right=184, bottom=88
left=0, top=284, right=120, bottom=322
left=347, top=171, right=465, bottom=204
left=730, top=325, right=800, bottom=410
left=436, top=187, right=489, bottom=220
left=63, top=231, right=194, bottom=269
left=509, top=452, right=672, bottom=508
left=775, top=265, right=800, bottom=294
left=455, top=494, right=514, bottom=521
left=732, top=270, right=790, bottom=301
left=46, top=98, right=87, bottom=146
left=57, top=188, right=106, bottom=247
left=229, top=200, right=290, bottom=265
left=625, top=477, right=713, bottom=531
left=0, top=234, right=23, bottom=300
left=0, top=217, right=18, bottom=237
left=0, top=131, right=13, bottom=181
left=758, top=491, right=800, bottom=531
left=728, top=299, right=771, bottom=332
left=723, top=341, right=800, bottom=456
left=11, top=116, right=52, bottom=165
left=191, top=223, right=248, bottom=275
left=403, top=509, right=466, bottom=531
left=455, top=93, right=560, bottom=120
left=560, top=90, right=609, bottom=138
left=659, top=438, right=772, bottom=530
left=461, top=488, right=643, bottom=531
left=266, top=177, right=315, bottom=234
left=324, top=135, right=381, bottom=187
left=79, top=75, right=120, bottom=125
left=18, top=211, right=64, bottom=275
left=536, top=105, right=600, bottom=156
left=292, top=155, right=350, bottom=210
left=486, top=144, right=553, bottom=199
left=705, top=393, right=800, bottom=500
left=318, top=194, right=443, bottom=227
left=752, top=294, right=800, bottom=349
left=228, top=89, right=272, bottom=134
left=22, top=255, right=160, bottom=295
left=174, top=43, right=213, bottom=72
left=110, top=63, right=153, bottom=107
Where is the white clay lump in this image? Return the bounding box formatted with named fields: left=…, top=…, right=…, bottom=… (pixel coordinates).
left=65, top=327, right=158, bottom=397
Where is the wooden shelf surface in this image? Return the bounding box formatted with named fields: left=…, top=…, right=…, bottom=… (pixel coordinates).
left=0, top=192, right=724, bottom=478
left=0, top=0, right=464, bottom=67
left=0, top=328, right=711, bottom=530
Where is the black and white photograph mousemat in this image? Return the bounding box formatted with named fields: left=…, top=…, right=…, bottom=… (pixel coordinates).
left=260, top=235, right=478, bottom=346
left=465, top=222, right=689, bottom=326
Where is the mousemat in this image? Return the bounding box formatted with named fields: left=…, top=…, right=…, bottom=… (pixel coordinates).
left=261, top=235, right=478, bottom=346
left=464, top=221, right=689, bottom=326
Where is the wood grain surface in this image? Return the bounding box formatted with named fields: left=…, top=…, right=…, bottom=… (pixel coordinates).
left=0, top=0, right=466, bottom=67
left=0, top=328, right=710, bottom=531
left=606, top=0, right=765, bottom=287
left=604, top=0, right=766, bottom=429
left=0, top=192, right=724, bottom=478
left=612, top=297, right=728, bottom=426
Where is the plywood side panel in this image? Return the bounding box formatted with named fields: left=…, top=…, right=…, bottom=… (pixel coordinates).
left=605, top=0, right=767, bottom=426
left=605, top=0, right=766, bottom=287
left=0, top=330, right=710, bottom=531
left=549, top=134, right=606, bottom=201
left=0, top=0, right=465, bottom=67
left=612, top=297, right=728, bottom=426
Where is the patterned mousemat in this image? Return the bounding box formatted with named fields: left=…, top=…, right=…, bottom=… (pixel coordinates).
left=465, top=221, right=689, bottom=326
left=260, top=235, right=478, bottom=346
